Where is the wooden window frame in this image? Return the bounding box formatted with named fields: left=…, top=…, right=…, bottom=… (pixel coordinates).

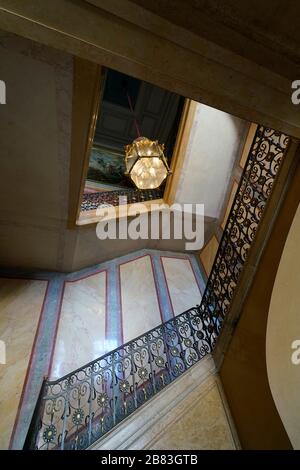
left=69, top=58, right=196, bottom=227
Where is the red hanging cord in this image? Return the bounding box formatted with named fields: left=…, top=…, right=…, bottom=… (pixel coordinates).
left=126, top=90, right=141, bottom=138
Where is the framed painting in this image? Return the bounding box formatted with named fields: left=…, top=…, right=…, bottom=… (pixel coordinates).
left=87, top=144, right=131, bottom=187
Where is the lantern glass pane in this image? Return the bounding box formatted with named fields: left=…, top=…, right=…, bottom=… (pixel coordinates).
left=130, top=157, right=168, bottom=189
left=125, top=144, right=138, bottom=174
left=136, top=138, right=160, bottom=157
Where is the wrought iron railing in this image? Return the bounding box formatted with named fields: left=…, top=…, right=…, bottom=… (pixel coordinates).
left=198, top=126, right=289, bottom=334
left=24, top=305, right=213, bottom=450
left=24, top=126, right=289, bottom=450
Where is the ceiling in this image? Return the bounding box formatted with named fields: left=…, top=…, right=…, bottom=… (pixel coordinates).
left=88, top=68, right=184, bottom=187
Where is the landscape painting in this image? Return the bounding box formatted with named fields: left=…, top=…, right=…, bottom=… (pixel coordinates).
left=87, top=145, right=131, bottom=187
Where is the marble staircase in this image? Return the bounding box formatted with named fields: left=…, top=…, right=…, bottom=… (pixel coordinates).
left=89, top=355, right=240, bottom=450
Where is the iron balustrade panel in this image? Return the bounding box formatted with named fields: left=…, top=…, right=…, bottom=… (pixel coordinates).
left=199, top=126, right=289, bottom=341
left=24, top=125, right=289, bottom=450
left=25, top=306, right=211, bottom=450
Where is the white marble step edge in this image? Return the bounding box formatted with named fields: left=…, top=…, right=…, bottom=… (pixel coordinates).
left=89, top=354, right=238, bottom=450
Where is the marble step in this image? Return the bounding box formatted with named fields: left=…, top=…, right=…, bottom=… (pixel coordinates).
left=89, top=354, right=240, bottom=450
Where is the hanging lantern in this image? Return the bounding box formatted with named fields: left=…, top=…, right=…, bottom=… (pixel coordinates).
left=124, top=136, right=171, bottom=189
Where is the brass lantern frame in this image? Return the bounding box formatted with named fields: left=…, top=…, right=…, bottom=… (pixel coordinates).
left=124, top=137, right=172, bottom=189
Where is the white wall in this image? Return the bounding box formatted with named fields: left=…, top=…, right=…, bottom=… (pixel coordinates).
left=0, top=32, right=74, bottom=271
left=175, top=103, right=247, bottom=219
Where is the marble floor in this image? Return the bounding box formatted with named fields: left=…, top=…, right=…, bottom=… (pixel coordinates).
left=49, top=251, right=204, bottom=379
left=0, top=249, right=206, bottom=449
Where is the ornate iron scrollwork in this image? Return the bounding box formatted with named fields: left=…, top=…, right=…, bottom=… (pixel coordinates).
left=199, top=127, right=289, bottom=344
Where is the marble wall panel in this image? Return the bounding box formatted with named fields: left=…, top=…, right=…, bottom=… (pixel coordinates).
left=0, top=278, right=47, bottom=449
left=161, top=256, right=202, bottom=315
left=50, top=271, right=107, bottom=379
left=119, top=255, right=162, bottom=343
